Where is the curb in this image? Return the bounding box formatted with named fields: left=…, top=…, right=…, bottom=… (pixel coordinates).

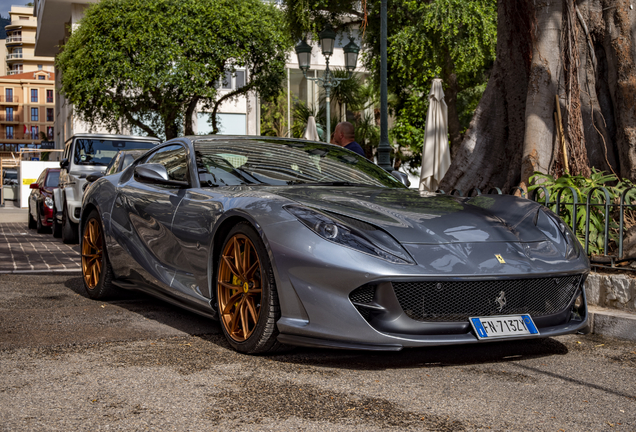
left=0, top=269, right=82, bottom=275
left=588, top=306, right=636, bottom=342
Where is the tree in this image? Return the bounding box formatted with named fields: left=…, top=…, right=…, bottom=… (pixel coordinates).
left=282, top=0, right=497, bottom=168
left=57, top=0, right=292, bottom=140
left=440, top=0, right=636, bottom=192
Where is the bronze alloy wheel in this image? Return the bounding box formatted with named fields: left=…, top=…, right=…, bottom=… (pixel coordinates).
left=82, top=218, right=103, bottom=289
left=217, top=233, right=263, bottom=342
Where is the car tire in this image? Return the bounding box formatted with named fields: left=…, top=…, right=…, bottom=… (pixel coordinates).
left=52, top=206, right=62, bottom=238
left=216, top=222, right=287, bottom=354
left=27, top=206, right=36, bottom=229
left=36, top=208, right=47, bottom=234
left=81, top=209, right=117, bottom=300
left=61, top=199, right=79, bottom=244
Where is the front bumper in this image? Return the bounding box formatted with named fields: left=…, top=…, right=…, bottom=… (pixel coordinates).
left=264, top=220, right=590, bottom=350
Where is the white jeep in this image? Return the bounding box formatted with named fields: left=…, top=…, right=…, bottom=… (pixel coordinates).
left=53, top=133, right=161, bottom=243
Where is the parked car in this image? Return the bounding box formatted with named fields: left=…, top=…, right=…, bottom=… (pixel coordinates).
left=28, top=168, right=60, bottom=234
left=3, top=168, right=18, bottom=185
left=81, top=136, right=590, bottom=354
left=54, top=134, right=161, bottom=244
left=83, top=149, right=153, bottom=192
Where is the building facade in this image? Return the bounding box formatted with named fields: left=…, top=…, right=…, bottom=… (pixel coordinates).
left=34, top=0, right=364, bottom=147
left=5, top=6, right=54, bottom=76
left=0, top=70, right=55, bottom=158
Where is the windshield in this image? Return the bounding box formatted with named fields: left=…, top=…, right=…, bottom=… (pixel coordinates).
left=45, top=170, right=60, bottom=188
left=74, top=139, right=156, bottom=166
left=194, top=139, right=404, bottom=188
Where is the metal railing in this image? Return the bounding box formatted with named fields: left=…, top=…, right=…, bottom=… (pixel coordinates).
left=0, top=95, right=19, bottom=103
left=435, top=186, right=636, bottom=266
left=6, top=53, right=23, bottom=60
left=5, top=36, right=21, bottom=43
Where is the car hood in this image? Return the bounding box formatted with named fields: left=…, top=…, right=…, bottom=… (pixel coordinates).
left=270, top=187, right=548, bottom=245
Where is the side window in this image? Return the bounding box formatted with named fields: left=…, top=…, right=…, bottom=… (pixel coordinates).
left=63, top=143, right=71, bottom=163
left=144, top=144, right=189, bottom=183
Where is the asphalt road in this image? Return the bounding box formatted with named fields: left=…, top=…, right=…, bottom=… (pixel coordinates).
left=1, top=274, right=635, bottom=431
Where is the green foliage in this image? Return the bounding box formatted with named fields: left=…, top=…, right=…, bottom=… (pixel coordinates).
left=57, top=0, right=292, bottom=140
left=282, top=0, right=497, bottom=171
left=327, top=68, right=363, bottom=119
left=261, top=91, right=290, bottom=137
left=529, top=170, right=636, bottom=256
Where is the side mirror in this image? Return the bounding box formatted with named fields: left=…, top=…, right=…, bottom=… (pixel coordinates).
left=391, top=171, right=411, bottom=188
left=29, top=183, right=39, bottom=189
left=134, top=164, right=188, bottom=188
left=60, top=158, right=69, bottom=169
left=86, top=172, right=103, bottom=182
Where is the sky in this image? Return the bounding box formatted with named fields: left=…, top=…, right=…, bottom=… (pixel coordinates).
left=0, top=1, right=31, bottom=19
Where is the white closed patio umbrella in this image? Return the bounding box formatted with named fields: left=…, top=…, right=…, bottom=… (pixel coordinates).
left=419, top=78, right=451, bottom=192
left=303, top=116, right=320, bottom=141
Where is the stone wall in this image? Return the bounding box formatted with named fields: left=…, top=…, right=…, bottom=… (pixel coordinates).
left=585, top=273, right=636, bottom=312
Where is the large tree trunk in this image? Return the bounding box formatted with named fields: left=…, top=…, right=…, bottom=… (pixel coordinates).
left=440, top=0, right=533, bottom=192
left=440, top=0, right=636, bottom=192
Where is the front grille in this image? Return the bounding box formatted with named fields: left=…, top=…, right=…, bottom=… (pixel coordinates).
left=393, top=276, right=581, bottom=322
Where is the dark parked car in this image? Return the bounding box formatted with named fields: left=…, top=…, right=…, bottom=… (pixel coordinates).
left=81, top=136, right=590, bottom=354
left=28, top=168, right=60, bottom=234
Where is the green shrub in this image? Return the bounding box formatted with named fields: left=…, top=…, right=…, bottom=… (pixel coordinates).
left=529, top=169, right=636, bottom=256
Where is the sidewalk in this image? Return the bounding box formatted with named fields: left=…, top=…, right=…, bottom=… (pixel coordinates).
left=0, top=221, right=81, bottom=273
left=0, top=200, right=26, bottom=223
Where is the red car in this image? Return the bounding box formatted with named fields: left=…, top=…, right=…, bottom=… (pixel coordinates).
left=28, top=168, right=60, bottom=234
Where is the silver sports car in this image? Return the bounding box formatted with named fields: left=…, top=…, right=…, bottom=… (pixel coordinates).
left=80, top=136, right=590, bottom=354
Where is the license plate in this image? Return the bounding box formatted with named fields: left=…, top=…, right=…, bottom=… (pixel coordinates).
left=469, top=314, right=539, bottom=340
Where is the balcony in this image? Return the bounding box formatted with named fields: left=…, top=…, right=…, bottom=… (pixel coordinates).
left=6, top=70, right=23, bottom=76
left=3, top=132, right=40, bottom=140
left=0, top=95, right=20, bottom=103
left=6, top=36, right=21, bottom=43
left=6, top=53, right=23, bottom=60
left=0, top=114, right=21, bottom=122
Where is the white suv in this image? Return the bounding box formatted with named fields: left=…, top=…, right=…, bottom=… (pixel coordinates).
left=54, top=134, right=161, bottom=243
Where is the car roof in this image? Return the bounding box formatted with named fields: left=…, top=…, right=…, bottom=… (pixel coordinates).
left=187, top=135, right=338, bottom=148
left=66, top=133, right=161, bottom=144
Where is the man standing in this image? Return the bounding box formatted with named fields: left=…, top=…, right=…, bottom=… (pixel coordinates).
left=331, top=122, right=366, bottom=158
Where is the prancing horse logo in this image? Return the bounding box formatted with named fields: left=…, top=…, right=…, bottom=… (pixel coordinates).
left=495, top=291, right=507, bottom=312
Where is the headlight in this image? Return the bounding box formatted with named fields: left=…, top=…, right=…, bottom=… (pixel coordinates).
left=44, top=197, right=54, bottom=209
left=285, top=205, right=414, bottom=264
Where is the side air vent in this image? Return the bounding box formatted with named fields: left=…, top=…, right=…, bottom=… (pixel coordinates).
left=349, top=284, right=377, bottom=321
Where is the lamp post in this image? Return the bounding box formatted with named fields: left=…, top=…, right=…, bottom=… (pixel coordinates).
left=377, top=0, right=392, bottom=170
left=295, top=24, right=360, bottom=143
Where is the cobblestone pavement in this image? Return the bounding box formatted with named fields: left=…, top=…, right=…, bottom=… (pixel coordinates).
left=1, top=274, right=635, bottom=431
left=0, top=222, right=81, bottom=273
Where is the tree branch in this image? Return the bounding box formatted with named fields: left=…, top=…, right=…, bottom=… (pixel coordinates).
left=184, top=96, right=201, bottom=135
left=211, top=83, right=256, bottom=134
left=122, top=111, right=159, bottom=138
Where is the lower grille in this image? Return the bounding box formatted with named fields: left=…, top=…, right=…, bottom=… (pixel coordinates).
left=393, top=275, right=581, bottom=322
left=349, top=285, right=376, bottom=320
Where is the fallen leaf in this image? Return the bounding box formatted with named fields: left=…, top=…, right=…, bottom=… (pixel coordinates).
left=100, top=305, right=105, bottom=308
left=576, top=341, right=582, bottom=344
left=595, top=344, right=605, bottom=347
left=607, top=422, right=614, bottom=427
left=346, top=408, right=355, bottom=411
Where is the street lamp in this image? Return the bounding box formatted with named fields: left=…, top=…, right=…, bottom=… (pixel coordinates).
left=294, top=25, right=360, bottom=143
left=377, top=0, right=392, bottom=170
